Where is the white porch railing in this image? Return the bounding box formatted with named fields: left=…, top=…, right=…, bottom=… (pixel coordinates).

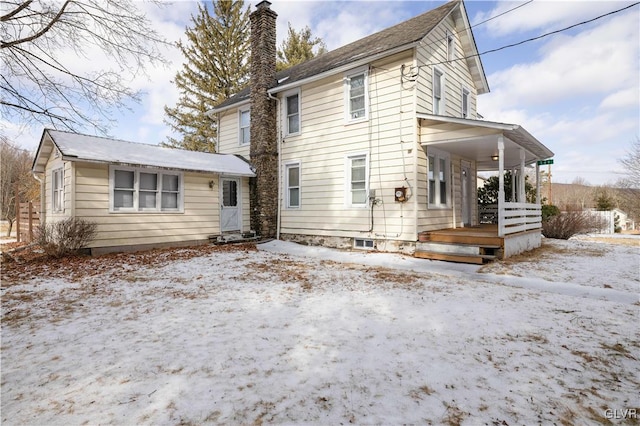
left=498, top=202, right=542, bottom=237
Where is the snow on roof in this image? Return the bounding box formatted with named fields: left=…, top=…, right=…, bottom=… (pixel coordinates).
left=34, top=129, right=255, bottom=177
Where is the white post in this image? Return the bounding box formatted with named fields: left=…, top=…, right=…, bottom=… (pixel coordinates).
left=535, top=162, right=541, bottom=205
left=511, top=169, right=516, bottom=202
left=519, top=148, right=526, bottom=203
left=498, top=136, right=505, bottom=237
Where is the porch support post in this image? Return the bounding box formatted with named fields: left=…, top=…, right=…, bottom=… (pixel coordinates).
left=498, top=136, right=505, bottom=237
left=519, top=148, right=526, bottom=203
left=511, top=169, right=516, bottom=202
left=535, top=162, right=541, bottom=205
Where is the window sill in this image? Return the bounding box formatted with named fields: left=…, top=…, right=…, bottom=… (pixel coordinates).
left=109, top=210, right=184, bottom=214
left=344, top=117, right=369, bottom=126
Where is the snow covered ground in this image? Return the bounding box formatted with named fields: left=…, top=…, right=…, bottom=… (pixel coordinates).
left=1, top=236, right=638, bottom=425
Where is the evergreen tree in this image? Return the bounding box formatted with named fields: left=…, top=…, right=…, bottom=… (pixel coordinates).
left=276, top=23, right=327, bottom=71
left=164, top=1, right=250, bottom=152
left=478, top=171, right=537, bottom=205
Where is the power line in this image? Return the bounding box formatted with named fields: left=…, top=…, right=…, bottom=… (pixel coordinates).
left=422, top=1, right=639, bottom=69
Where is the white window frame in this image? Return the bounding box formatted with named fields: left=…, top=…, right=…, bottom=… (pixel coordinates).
left=447, top=31, right=455, bottom=62
left=344, top=66, right=369, bottom=123
left=427, top=148, right=450, bottom=208
left=354, top=238, right=375, bottom=250
left=52, top=167, right=64, bottom=213
left=109, top=165, right=184, bottom=213
left=433, top=67, right=445, bottom=115
left=284, top=89, right=301, bottom=136
left=238, top=107, right=250, bottom=146
left=345, top=152, right=369, bottom=208
left=285, top=161, right=301, bottom=209
left=462, top=87, right=471, bottom=119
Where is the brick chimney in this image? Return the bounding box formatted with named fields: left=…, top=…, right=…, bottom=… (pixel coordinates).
left=249, top=0, right=278, bottom=238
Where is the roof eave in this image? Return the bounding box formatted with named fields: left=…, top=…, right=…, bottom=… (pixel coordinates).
left=269, top=42, right=419, bottom=96
left=207, top=98, right=251, bottom=116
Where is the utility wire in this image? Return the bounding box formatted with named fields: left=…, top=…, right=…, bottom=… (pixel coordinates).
left=422, top=1, right=639, bottom=69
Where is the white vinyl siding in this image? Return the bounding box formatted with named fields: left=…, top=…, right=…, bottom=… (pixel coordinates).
left=344, top=67, right=369, bottom=122
left=110, top=166, right=183, bottom=213
left=72, top=162, right=252, bottom=249
left=52, top=167, right=64, bottom=212
left=416, top=14, right=477, bottom=118
left=278, top=51, right=417, bottom=242
left=346, top=153, right=369, bottom=208
left=239, top=108, right=250, bottom=146
left=285, top=162, right=300, bottom=208
left=285, top=91, right=300, bottom=136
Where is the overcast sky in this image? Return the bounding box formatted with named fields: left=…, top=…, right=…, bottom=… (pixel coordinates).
left=8, top=0, right=639, bottom=186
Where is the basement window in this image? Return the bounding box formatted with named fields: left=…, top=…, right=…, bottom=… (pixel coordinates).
left=354, top=238, right=374, bottom=250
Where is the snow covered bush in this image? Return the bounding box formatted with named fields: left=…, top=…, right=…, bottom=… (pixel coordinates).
left=36, top=218, right=97, bottom=258
left=542, top=207, right=600, bottom=240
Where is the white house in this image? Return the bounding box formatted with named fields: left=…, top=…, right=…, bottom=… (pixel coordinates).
left=208, top=0, right=554, bottom=263
left=31, top=129, right=255, bottom=254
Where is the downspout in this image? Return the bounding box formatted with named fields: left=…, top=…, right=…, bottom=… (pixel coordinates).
left=268, top=91, right=282, bottom=240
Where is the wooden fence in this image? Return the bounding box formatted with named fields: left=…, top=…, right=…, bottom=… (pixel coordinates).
left=16, top=201, right=40, bottom=243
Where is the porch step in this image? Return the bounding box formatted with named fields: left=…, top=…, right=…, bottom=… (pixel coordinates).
left=414, top=250, right=489, bottom=265
left=209, top=232, right=258, bottom=244
left=414, top=240, right=501, bottom=264
left=418, top=230, right=503, bottom=247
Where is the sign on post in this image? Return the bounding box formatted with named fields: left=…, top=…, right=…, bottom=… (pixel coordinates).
left=537, top=159, right=554, bottom=165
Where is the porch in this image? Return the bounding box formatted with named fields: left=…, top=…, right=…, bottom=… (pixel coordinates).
left=416, top=114, right=552, bottom=264
left=416, top=206, right=543, bottom=264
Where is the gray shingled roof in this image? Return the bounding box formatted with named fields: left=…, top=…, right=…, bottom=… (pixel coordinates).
left=214, top=0, right=460, bottom=111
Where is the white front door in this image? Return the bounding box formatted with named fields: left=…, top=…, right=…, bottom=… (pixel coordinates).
left=220, top=178, right=240, bottom=232
left=461, top=163, right=471, bottom=226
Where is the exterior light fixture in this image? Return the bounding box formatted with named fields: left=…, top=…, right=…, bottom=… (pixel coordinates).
left=491, top=155, right=499, bottom=161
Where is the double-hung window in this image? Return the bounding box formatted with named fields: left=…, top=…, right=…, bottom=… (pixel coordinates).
left=285, top=92, right=300, bottom=135
left=427, top=149, right=450, bottom=208
left=462, top=88, right=470, bottom=119
left=285, top=162, right=300, bottom=208
left=52, top=167, right=64, bottom=212
left=346, top=153, right=369, bottom=207
left=239, top=108, right=250, bottom=146
left=111, top=167, right=182, bottom=212
left=345, top=68, right=368, bottom=122
left=433, top=68, right=444, bottom=115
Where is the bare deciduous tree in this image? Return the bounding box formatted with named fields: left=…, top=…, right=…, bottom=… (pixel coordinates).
left=617, top=138, right=640, bottom=222
left=0, top=137, right=39, bottom=236
left=1, top=0, right=168, bottom=134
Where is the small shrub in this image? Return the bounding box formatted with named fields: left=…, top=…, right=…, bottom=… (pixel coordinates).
left=542, top=207, right=601, bottom=240
left=36, top=218, right=97, bottom=258
left=541, top=204, right=560, bottom=222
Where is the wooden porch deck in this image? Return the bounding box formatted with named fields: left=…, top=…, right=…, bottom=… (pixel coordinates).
left=416, top=225, right=504, bottom=264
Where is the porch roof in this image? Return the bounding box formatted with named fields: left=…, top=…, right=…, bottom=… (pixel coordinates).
left=417, top=114, right=554, bottom=171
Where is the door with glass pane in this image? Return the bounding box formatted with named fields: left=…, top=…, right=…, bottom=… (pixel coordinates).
left=220, top=178, right=240, bottom=232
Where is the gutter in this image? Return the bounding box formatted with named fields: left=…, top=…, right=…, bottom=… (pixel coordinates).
left=269, top=42, right=418, bottom=96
